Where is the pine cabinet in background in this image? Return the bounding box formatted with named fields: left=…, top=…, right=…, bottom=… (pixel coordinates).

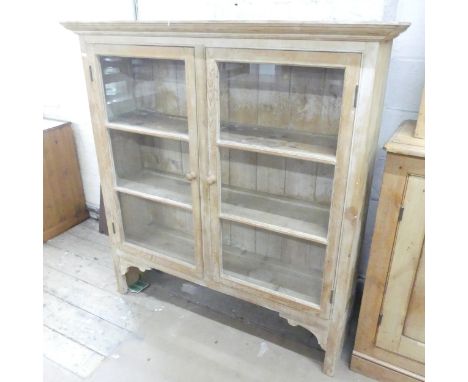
left=351, top=121, right=425, bottom=381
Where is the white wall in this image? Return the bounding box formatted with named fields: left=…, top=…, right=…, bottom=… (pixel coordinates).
left=43, top=0, right=133, bottom=213
left=359, top=0, right=424, bottom=276
left=43, top=0, right=424, bottom=276
left=137, top=0, right=387, bottom=21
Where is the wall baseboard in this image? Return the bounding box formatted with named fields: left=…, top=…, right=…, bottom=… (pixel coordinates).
left=86, top=203, right=100, bottom=220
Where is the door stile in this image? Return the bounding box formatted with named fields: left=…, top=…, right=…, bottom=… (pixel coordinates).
left=319, top=54, right=362, bottom=318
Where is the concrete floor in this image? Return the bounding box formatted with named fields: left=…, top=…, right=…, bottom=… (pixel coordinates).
left=43, top=218, right=373, bottom=382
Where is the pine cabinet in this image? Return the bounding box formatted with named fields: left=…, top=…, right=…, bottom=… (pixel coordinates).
left=351, top=121, right=425, bottom=381
left=63, top=21, right=408, bottom=376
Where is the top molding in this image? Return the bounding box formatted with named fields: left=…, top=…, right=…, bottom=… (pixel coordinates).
left=385, top=121, right=425, bottom=158
left=61, top=21, right=409, bottom=42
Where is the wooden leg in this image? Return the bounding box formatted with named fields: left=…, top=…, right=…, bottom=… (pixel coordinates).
left=112, top=256, right=144, bottom=294
left=323, top=346, right=341, bottom=377
left=322, top=317, right=348, bottom=377
left=282, top=316, right=340, bottom=376
left=112, top=256, right=129, bottom=294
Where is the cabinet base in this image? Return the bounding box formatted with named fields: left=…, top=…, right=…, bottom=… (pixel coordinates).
left=112, top=253, right=344, bottom=377
left=351, top=353, right=424, bottom=382
left=113, top=255, right=151, bottom=294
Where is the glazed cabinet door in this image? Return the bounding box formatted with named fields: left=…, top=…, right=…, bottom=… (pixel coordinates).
left=206, top=48, right=361, bottom=316
left=376, top=174, right=425, bottom=363
left=88, top=44, right=203, bottom=278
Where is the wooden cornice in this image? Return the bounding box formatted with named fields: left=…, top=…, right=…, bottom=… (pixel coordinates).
left=62, top=21, right=409, bottom=42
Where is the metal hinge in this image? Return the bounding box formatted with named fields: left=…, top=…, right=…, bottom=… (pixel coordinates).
left=353, top=85, right=359, bottom=108
left=112, top=222, right=116, bottom=234
left=89, top=65, right=94, bottom=82
left=398, top=206, right=405, bottom=222
left=329, top=290, right=335, bottom=304
left=377, top=313, right=383, bottom=327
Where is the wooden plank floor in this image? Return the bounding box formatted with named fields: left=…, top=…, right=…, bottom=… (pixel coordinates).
left=43, top=218, right=372, bottom=382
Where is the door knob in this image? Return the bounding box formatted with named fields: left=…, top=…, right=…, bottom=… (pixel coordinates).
left=207, top=174, right=217, bottom=185
left=185, top=172, right=197, bottom=181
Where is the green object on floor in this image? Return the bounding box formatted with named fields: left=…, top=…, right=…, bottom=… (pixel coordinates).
left=128, top=279, right=150, bottom=293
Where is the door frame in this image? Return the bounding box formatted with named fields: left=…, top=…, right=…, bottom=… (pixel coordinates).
left=86, top=43, right=204, bottom=279
left=205, top=47, right=362, bottom=317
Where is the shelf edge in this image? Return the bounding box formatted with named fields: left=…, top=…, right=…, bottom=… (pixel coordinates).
left=115, top=186, right=192, bottom=211
left=218, top=139, right=337, bottom=165
left=220, top=212, right=328, bottom=246
left=107, top=123, right=189, bottom=141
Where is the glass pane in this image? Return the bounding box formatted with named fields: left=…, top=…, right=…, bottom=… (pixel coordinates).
left=119, top=193, right=195, bottom=264
left=110, top=130, right=191, bottom=206
left=100, top=56, right=187, bottom=134
left=219, top=62, right=344, bottom=157
left=222, top=221, right=325, bottom=304
left=220, top=147, right=333, bottom=240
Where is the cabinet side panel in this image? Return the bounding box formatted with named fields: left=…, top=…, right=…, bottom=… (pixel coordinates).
left=353, top=154, right=425, bottom=376
left=323, top=42, right=391, bottom=375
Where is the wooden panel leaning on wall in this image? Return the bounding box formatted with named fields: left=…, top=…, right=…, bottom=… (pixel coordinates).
left=351, top=120, right=425, bottom=382
left=43, top=119, right=89, bottom=241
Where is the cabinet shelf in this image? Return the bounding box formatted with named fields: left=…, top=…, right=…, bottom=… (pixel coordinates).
left=115, top=169, right=192, bottom=210
left=125, top=223, right=195, bottom=265
left=219, top=123, right=337, bottom=165
left=107, top=110, right=189, bottom=141
left=222, top=243, right=323, bottom=305
left=221, top=187, right=330, bottom=245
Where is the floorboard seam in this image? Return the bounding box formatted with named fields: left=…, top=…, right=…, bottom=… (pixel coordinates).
left=43, top=264, right=182, bottom=321
left=43, top=287, right=135, bottom=334
left=43, top=257, right=114, bottom=286
left=43, top=356, right=85, bottom=380
left=64, top=230, right=113, bottom=254
left=44, top=242, right=113, bottom=269
left=43, top=290, right=135, bottom=335
left=44, top=324, right=108, bottom=358
left=44, top=263, right=115, bottom=293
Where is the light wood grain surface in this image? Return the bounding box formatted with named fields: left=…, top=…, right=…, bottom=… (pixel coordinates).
left=351, top=129, right=425, bottom=381
left=68, top=22, right=406, bottom=376
left=62, top=21, right=409, bottom=42
left=43, top=120, right=89, bottom=241
left=385, top=121, right=425, bottom=158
